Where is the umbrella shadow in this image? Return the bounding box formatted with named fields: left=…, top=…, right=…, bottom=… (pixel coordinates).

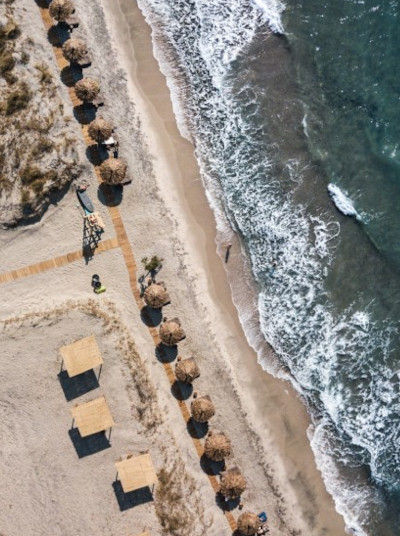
left=215, top=492, right=240, bottom=512
left=112, top=481, right=153, bottom=511
left=97, top=183, right=123, bottom=207
left=60, top=64, right=82, bottom=87
left=73, top=103, right=97, bottom=124
left=187, top=417, right=208, bottom=439
left=68, top=428, right=111, bottom=458
left=86, top=144, right=108, bottom=166
left=58, top=369, right=99, bottom=401
left=47, top=23, right=70, bottom=47
left=155, top=343, right=177, bottom=363
left=34, top=0, right=51, bottom=8
left=200, top=453, right=225, bottom=476
left=171, top=380, right=193, bottom=401
left=140, top=305, right=162, bottom=327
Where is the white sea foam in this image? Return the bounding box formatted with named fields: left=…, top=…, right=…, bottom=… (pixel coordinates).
left=137, top=0, right=398, bottom=533
left=328, top=183, right=362, bottom=221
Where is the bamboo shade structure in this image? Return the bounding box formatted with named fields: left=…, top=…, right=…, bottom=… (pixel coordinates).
left=60, top=335, right=103, bottom=377
left=115, top=453, right=158, bottom=493
left=71, top=396, right=114, bottom=437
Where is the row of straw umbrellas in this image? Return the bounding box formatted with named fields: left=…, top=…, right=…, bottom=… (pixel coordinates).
left=49, top=1, right=263, bottom=534
left=50, top=0, right=128, bottom=185
left=144, top=281, right=263, bottom=535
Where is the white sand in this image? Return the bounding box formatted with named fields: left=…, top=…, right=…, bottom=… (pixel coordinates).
left=0, top=1, right=347, bottom=535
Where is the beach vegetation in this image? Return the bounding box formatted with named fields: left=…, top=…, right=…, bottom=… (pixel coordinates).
left=142, top=255, right=164, bottom=273
left=5, top=82, right=31, bottom=114
left=35, top=62, right=52, bottom=85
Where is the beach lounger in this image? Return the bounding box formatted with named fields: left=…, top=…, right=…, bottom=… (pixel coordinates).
left=66, top=15, right=79, bottom=29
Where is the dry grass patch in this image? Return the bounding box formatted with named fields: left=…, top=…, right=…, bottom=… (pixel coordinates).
left=0, top=2, right=84, bottom=226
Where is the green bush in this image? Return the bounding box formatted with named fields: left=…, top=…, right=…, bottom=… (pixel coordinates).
left=141, top=255, right=164, bottom=273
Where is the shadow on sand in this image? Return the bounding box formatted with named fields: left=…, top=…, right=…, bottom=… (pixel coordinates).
left=58, top=369, right=99, bottom=401
left=112, top=481, right=153, bottom=511
left=187, top=416, right=208, bottom=439
left=171, top=380, right=192, bottom=401
left=200, top=453, right=225, bottom=476
left=215, top=492, right=240, bottom=512
left=68, top=428, right=111, bottom=458
left=155, top=343, right=177, bottom=363
left=140, top=305, right=162, bottom=327
left=47, top=23, right=70, bottom=48
left=73, top=103, right=97, bottom=125
left=60, top=64, right=82, bottom=87
left=97, top=183, right=123, bottom=207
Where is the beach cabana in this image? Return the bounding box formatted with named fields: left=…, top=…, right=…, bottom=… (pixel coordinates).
left=219, top=467, right=247, bottom=499
left=49, top=0, right=74, bottom=22
left=115, top=453, right=158, bottom=493
left=237, top=512, right=261, bottom=535
left=99, top=158, right=128, bottom=185
left=191, top=395, right=215, bottom=423
left=159, top=317, right=185, bottom=346
left=62, top=38, right=88, bottom=64
left=60, top=334, right=103, bottom=378
left=88, top=117, right=113, bottom=144
left=143, top=282, right=170, bottom=309
left=204, top=430, right=231, bottom=461
left=71, top=396, right=114, bottom=437
left=175, top=357, right=200, bottom=383
left=75, top=77, right=100, bottom=103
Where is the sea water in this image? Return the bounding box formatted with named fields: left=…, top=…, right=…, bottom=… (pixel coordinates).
left=136, top=0, right=400, bottom=533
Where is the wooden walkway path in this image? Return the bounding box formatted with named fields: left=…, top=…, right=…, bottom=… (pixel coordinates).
left=0, top=237, right=118, bottom=285
left=10, top=5, right=237, bottom=531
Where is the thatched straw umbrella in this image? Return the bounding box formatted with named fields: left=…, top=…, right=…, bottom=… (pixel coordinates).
left=62, top=38, right=88, bottom=63
left=219, top=467, right=247, bottom=500
left=144, top=282, right=170, bottom=309
left=175, top=357, right=200, bottom=383
left=99, top=158, right=128, bottom=185
left=204, top=431, right=231, bottom=462
left=191, top=395, right=215, bottom=423
left=49, top=0, right=74, bottom=22
left=237, top=512, right=261, bottom=535
left=88, top=117, right=113, bottom=144
left=75, top=77, right=100, bottom=102
left=159, top=317, right=185, bottom=346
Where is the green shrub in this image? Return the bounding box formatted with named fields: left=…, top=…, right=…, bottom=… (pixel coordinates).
left=141, top=255, right=164, bottom=273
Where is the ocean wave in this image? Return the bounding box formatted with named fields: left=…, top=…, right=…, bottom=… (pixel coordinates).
left=137, top=0, right=399, bottom=532
left=328, top=183, right=361, bottom=221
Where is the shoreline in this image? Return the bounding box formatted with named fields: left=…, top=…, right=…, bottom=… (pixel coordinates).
left=100, top=1, right=347, bottom=534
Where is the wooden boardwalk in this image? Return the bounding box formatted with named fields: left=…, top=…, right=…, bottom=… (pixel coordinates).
left=0, top=237, right=118, bottom=285
left=10, top=5, right=237, bottom=531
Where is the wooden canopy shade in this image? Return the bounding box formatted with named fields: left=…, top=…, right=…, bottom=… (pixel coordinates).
left=88, top=117, right=113, bottom=143
left=115, top=453, right=158, bottom=493
left=99, top=158, right=128, bottom=184
left=62, top=38, right=88, bottom=63
left=175, top=357, right=200, bottom=383
left=159, top=317, right=185, bottom=346
left=49, top=0, right=74, bottom=21
left=143, top=282, right=170, bottom=309
left=237, top=512, right=261, bottom=535
left=219, top=467, right=247, bottom=499
left=60, top=335, right=103, bottom=377
left=191, top=395, right=215, bottom=423
left=75, top=77, right=100, bottom=102
left=204, top=431, right=232, bottom=461
left=71, top=396, right=114, bottom=437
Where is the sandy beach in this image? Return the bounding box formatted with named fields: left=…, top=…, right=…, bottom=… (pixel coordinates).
left=0, top=0, right=347, bottom=535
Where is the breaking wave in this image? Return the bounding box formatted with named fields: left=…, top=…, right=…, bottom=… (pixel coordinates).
left=137, top=0, right=399, bottom=533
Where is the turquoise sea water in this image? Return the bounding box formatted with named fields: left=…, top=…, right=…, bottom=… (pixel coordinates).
left=137, top=0, right=400, bottom=533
